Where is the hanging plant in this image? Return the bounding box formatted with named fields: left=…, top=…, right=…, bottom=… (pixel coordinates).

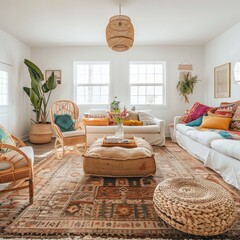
left=176, top=72, right=200, bottom=103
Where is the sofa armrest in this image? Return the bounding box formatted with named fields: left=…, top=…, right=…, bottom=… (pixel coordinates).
left=173, top=116, right=182, bottom=142
left=154, top=118, right=165, bottom=143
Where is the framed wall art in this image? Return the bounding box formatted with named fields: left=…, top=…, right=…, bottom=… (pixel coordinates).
left=214, top=63, right=230, bottom=98
left=45, top=70, right=61, bottom=84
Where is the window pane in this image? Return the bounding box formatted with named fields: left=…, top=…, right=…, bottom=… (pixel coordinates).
left=155, top=74, right=163, bottom=83
left=147, top=86, right=154, bottom=95
left=155, top=96, right=163, bottom=104
left=130, top=64, right=138, bottom=74
left=146, top=96, right=155, bottom=104
left=147, top=64, right=155, bottom=74
left=139, top=74, right=146, bottom=83
left=130, top=74, right=138, bottom=83
left=146, top=74, right=154, bottom=83
left=139, top=96, right=146, bottom=104
left=155, top=64, right=163, bottom=74
left=131, top=96, right=138, bottom=105
left=139, top=86, right=146, bottom=95
left=139, top=65, right=146, bottom=74
left=131, top=86, right=138, bottom=95
left=155, top=86, right=163, bottom=95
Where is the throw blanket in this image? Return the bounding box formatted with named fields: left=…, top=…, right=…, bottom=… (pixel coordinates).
left=217, top=130, right=240, bottom=140
left=199, top=128, right=240, bottom=140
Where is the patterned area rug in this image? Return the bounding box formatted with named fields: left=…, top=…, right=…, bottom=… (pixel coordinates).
left=0, top=142, right=239, bottom=239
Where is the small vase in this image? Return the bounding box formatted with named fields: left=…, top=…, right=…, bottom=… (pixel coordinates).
left=115, top=123, right=124, bottom=140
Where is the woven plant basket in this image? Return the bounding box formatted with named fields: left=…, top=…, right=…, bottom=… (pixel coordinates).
left=153, top=178, right=237, bottom=236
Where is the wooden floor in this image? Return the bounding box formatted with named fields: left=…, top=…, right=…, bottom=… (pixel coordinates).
left=25, top=139, right=55, bottom=164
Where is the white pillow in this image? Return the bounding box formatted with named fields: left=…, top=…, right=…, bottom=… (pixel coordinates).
left=88, top=109, right=107, bottom=118
left=138, top=111, right=155, bottom=125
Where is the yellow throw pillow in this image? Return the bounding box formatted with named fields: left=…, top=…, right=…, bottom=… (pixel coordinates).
left=123, top=120, right=143, bottom=126
left=82, top=117, right=109, bottom=126
left=200, top=116, right=232, bottom=130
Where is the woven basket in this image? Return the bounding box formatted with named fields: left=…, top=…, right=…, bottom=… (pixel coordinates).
left=153, top=178, right=237, bottom=236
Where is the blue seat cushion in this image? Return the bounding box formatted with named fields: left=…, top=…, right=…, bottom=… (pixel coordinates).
left=54, top=114, right=75, bottom=132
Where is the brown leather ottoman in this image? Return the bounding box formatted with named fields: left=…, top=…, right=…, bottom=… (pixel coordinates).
left=83, top=137, right=156, bottom=177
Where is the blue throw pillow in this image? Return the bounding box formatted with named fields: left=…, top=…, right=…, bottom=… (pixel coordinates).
left=0, top=124, right=15, bottom=153
left=186, top=115, right=204, bottom=127
left=54, top=114, right=75, bottom=132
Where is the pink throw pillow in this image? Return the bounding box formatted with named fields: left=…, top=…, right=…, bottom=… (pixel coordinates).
left=180, top=102, right=212, bottom=124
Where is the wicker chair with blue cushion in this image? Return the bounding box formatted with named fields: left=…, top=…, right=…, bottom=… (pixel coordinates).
left=50, top=100, right=87, bottom=159
left=0, top=125, right=34, bottom=204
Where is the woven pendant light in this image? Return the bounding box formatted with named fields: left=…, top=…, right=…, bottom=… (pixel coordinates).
left=106, top=5, right=134, bottom=52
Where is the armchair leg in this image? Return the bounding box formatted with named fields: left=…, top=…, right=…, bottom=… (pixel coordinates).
left=29, top=179, right=34, bottom=204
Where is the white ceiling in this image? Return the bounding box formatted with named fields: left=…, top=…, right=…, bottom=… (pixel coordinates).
left=0, top=0, right=240, bottom=47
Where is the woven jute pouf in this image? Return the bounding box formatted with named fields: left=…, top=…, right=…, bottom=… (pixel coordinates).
left=153, top=178, right=237, bottom=236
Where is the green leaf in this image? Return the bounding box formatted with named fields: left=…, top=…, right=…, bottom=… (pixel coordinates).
left=23, top=87, right=30, bottom=97
left=24, top=59, right=44, bottom=82
left=30, top=89, right=40, bottom=110
left=46, top=71, right=57, bottom=90
left=31, top=79, right=40, bottom=97
left=42, top=83, right=50, bottom=93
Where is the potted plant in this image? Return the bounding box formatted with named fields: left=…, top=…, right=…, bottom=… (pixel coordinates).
left=176, top=72, right=199, bottom=103
left=23, top=59, right=57, bottom=143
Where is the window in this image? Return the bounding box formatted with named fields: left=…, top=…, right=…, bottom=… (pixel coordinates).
left=74, top=62, right=110, bottom=104
left=0, top=70, right=8, bottom=105
left=129, top=62, right=166, bottom=105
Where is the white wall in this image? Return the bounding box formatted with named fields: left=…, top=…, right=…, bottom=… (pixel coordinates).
left=32, top=45, right=205, bottom=135
left=205, top=22, right=240, bottom=107
left=0, top=29, right=31, bottom=138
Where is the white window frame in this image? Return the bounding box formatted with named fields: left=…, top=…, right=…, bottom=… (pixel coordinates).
left=0, top=62, right=13, bottom=133
left=73, top=61, right=111, bottom=105
left=129, top=61, right=167, bottom=106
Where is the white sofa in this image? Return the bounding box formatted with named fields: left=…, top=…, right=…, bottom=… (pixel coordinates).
left=84, top=109, right=165, bottom=146
left=173, top=116, right=240, bottom=190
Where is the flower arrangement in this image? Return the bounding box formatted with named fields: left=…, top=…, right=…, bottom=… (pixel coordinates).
left=109, top=96, right=128, bottom=124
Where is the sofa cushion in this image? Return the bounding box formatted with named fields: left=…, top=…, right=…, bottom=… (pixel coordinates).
left=128, top=110, right=139, bottom=121
left=180, top=102, right=212, bottom=123
left=82, top=117, right=109, bottom=126
left=207, top=104, right=234, bottom=118
left=200, top=116, right=232, bottom=130
left=220, top=100, right=240, bottom=113
left=186, top=115, right=205, bottom=127
left=0, top=124, right=15, bottom=146
left=186, top=130, right=223, bottom=147
left=62, top=130, right=85, bottom=137
left=88, top=109, right=107, bottom=116
left=211, top=139, right=240, bottom=161
left=230, top=105, right=240, bottom=131
left=138, top=111, right=155, bottom=125
left=176, top=124, right=197, bottom=135
left=123, top=120, right=143, bottom=126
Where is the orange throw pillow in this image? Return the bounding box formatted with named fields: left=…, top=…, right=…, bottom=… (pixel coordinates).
left=82, top=117, right=109, bottom=126
left=123, top=120, right=143, bottom=126
left=200, top=116, right=232, bottom=130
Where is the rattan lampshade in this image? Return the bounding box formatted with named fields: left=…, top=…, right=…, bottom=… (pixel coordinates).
left=106, top=14, right=134, bottom=52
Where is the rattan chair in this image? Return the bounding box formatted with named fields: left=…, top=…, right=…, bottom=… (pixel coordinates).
left=0, top=135, right=34, bottom=204
left=50, top=100, right=87, bottom=159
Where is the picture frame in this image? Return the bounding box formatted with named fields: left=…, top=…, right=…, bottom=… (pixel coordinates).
left=45, top=70, right=61, bottom=84
left=214, top=63, right=231, bottom=98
